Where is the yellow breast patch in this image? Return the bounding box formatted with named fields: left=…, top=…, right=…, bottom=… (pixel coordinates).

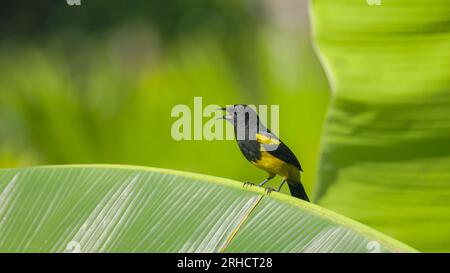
left=252, top=151, right=297, bottom=179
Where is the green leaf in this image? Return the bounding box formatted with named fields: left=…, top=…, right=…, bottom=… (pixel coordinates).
left=0, top=165, right=414, bottom=252
left=311, top=0, right=450, bottom=252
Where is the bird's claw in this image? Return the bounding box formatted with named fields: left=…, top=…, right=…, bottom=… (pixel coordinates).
left=264, top=187, right=274, bottom=195
left=243, top=182, right=255, bottom=188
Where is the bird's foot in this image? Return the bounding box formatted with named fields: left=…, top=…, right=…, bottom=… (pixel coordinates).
left=264, top=187, right=274, bottom=195
left=243, top=182, right=255, bottom=188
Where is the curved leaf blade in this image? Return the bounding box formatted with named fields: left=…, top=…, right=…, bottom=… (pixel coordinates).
left=0, top=165, right=414, bottom=252
left=311, top=0, right=450, bottom=252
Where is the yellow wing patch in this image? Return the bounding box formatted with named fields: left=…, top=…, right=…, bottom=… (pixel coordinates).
left=256, top=133, right=280, bottom=145
left=257, top=133, right=280, bottom=152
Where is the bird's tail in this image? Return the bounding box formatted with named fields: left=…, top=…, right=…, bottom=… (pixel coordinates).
left=287, top=179, right=310, bottom=202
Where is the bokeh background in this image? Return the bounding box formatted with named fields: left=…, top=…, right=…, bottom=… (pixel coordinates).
left=0, top=0, right=329, bottom=194
left=2, top=0, right=450, bottom=253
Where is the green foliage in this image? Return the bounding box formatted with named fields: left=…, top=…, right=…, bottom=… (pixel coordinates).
left=0, top=165, right=415, bottom=252
left=0, top=0, right=260, bottom=41
left=0, top=26, right=329, bottom=196
left=311, top=0, right=450, bottom=252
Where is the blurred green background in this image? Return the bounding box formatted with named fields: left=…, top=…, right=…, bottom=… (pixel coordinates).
left=0, top=0, right=329, bottom=194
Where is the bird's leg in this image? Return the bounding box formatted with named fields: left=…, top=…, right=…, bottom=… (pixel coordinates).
left=276, top=178, right=287, bottom=192
left=258, top=174, right=275, bottom=187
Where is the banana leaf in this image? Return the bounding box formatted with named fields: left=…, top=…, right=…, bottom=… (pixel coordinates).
left=311, top=0, right=450, bottom=251
left=0, top=165, right=414, bottom=252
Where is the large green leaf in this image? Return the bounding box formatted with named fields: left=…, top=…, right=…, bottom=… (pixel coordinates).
left=311, top=0, right=450, bottom=252
left=0, top=165, right=414, bottom=252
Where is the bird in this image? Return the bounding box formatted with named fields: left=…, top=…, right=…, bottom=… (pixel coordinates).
left=219, top=104, right=309, bottom=201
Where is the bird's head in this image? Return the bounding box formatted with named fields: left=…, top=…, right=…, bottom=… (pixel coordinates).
left=219, top=104, right=252, bottom=121
left=219, top=104, right=262, bottom=131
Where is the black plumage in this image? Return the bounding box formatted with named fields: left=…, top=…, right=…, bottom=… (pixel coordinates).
left=221, top=104, right=309, bottom=201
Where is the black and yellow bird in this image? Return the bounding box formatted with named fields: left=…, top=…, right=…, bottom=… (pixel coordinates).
left=220, top=104, right=309, bottom=201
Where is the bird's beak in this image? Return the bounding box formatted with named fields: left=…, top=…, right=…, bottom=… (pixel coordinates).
left=217, top=114, right=233, bottom=121
left=217, top=107, right=232, bottom=121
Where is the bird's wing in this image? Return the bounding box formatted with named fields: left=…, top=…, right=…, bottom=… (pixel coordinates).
left=237, top=139, right=261, bottom=162
left=268, top=140, right=302, bottom=171
left=257, top=131, right=302, bottom=172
